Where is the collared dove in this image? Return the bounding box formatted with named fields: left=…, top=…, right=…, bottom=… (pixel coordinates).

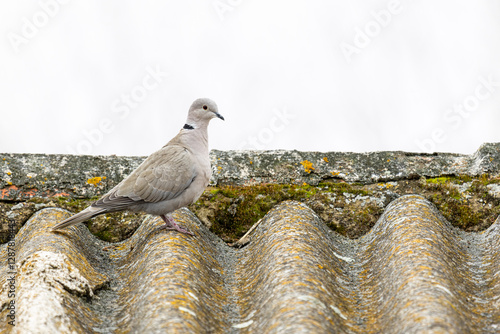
left=52, top=98, right=224, bottom=235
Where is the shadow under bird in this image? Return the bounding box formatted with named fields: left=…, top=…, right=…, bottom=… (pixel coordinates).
left=52, top=98, right=224, bottom=235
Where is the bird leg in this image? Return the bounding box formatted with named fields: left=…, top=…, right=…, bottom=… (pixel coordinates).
left=159, top=214, right=194, bottom=236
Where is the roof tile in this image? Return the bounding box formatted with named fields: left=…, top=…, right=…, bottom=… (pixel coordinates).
left=2, top=195, right=500, bottom=333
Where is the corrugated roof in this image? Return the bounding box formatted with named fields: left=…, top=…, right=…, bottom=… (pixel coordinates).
left=2, top=195, right=500, bottom=333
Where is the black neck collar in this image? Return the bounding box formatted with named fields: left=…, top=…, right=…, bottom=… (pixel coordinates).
left=183, top=124, right=194, bottom=130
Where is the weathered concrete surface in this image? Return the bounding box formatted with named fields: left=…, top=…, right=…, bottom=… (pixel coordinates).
left=212, top=142, right=500, bottom=186
left=1, top=143, right=500, bottom=244
left=1, top=143, right=499, bottom=201
left=0, top=154, right=142, bottom=201
left=2, top=196, right=500, bottom=333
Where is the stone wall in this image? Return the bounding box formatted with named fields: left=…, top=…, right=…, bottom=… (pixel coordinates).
left=2, top=143, right=499, bottom=201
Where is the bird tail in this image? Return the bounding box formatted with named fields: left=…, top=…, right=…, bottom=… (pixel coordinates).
left=52, top=206, right=106, bottom=230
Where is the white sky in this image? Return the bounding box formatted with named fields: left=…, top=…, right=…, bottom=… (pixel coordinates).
left=1, top=0, right=499, bottom=156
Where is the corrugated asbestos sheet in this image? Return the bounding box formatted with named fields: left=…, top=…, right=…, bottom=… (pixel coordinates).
left=1, top=195, right=499, bottom=333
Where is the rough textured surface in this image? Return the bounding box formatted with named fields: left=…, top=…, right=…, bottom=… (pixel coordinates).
left=2, top=196, right=500, bottom=333
left=1, top=143, right=500, bottom=244
left=191, top=175, right=500, bottom=243
left=1, top=143, right=499, bottom=200
left=2, top=145, right=500, bottom=332
left=211, top=143, right=500, bottom=186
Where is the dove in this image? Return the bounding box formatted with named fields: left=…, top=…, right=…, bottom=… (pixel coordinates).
left=52, top=98, right=224, bottom=235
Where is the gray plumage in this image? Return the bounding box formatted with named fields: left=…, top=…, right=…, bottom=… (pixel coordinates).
left=52, top=98, right=224, bottom=234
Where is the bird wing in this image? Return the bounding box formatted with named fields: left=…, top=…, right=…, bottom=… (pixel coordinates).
left=92, top=145, right=197, bottom=210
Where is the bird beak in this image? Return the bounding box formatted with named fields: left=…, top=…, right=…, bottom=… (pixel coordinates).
left=214, top=112, right=224, bottom=121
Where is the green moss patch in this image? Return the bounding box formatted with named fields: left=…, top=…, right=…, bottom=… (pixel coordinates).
left=190, top=182, right=383, bottom=242
left=2, top=174, right=500, bottom=244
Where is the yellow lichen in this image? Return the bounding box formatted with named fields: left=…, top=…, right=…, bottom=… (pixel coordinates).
left=323, top=157, right=329, bottom=163
left=300, top=160, right=315, bottom=174
left=87, top=176, right=106, bottom=187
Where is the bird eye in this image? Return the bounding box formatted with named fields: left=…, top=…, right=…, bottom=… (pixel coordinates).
left=203, top=105, right=208, bottom=110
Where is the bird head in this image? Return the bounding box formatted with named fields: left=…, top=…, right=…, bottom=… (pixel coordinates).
left=185, top=98, right=224, bottom=128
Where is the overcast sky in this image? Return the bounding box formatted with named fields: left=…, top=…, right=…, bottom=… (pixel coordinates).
left=1, top=0, right=499, bottom=156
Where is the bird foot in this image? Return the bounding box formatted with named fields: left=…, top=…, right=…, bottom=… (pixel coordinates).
left=159, top=214, right=194, bottom=236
